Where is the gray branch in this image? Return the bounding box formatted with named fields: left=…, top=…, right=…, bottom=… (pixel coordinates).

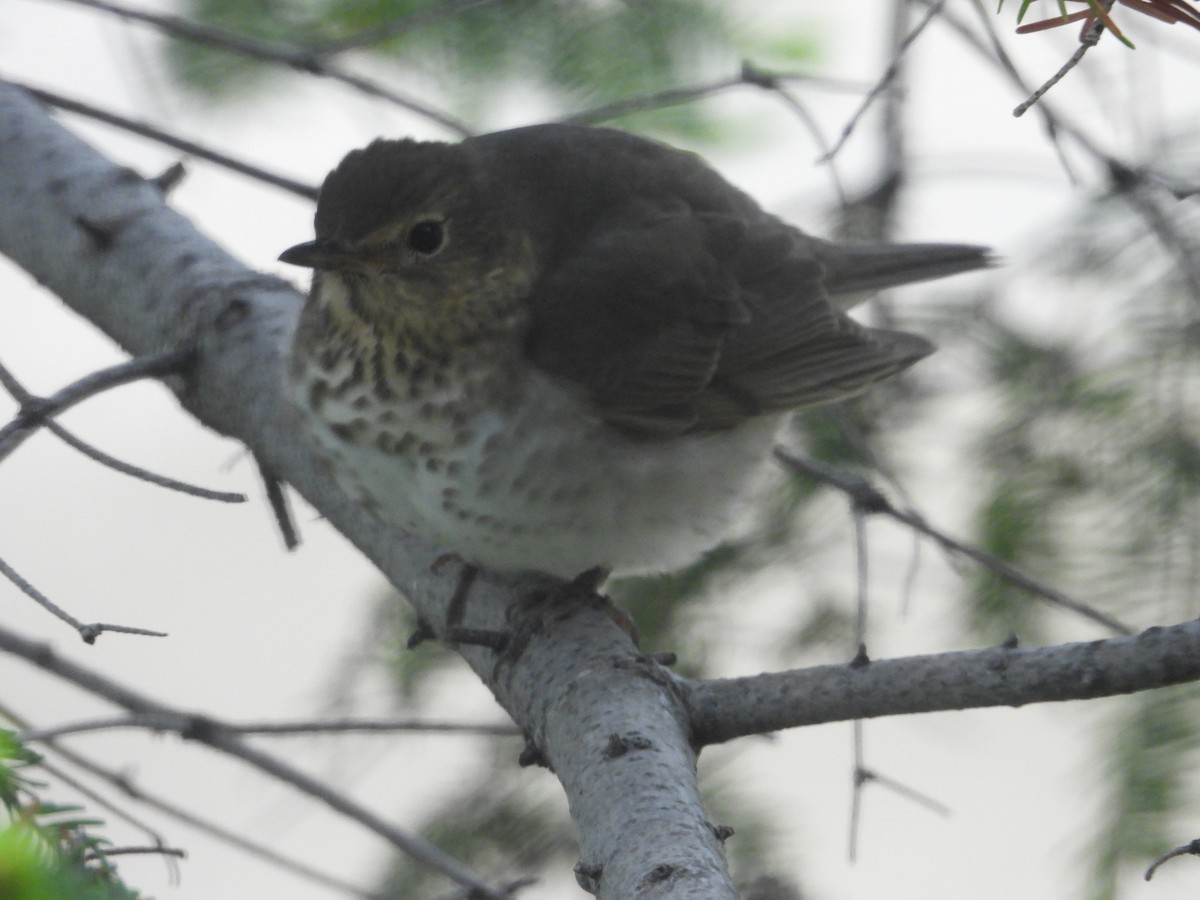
left=688, top=620, right=1200, bottom=746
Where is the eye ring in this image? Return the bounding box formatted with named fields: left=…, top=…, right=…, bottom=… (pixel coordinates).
left=407, top=219, right=445, bottom=255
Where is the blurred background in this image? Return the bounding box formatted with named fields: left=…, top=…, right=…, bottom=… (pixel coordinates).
left=2, top=1, right=1200, bottom=898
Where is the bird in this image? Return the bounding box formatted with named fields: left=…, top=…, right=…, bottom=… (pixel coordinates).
left=280, top=123, right=990, bottom=580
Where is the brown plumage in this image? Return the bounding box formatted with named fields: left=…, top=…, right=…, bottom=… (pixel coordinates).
left=282, top=124, right=990, bottom=576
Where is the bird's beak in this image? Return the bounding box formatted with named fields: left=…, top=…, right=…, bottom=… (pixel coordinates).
left=279, top=238, right=359, bottom=271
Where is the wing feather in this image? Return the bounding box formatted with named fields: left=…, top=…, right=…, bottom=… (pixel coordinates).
left=525, top=207, right=936, bottom=436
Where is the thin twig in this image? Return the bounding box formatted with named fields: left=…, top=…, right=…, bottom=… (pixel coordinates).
left=0, top=359, right=245, bottom=503
left=758, top=75, right=847, bottom=206
left=565, top=61, right=851, bottom=202
left=820, top=0, right=948, bottom=163
left=559, top=74, right=745, bottom=125
left=1146, top=838, right=1200, bottom=880
left=773, top=449, right=1135, bottom=635
left=34, top=756, right=178, bottom=871
left=48, top=0, right=473, bottom=136
left=84, top=845, right=188, bottom=861
left=256, top=457, right=300, bottom=550
left=18, top=713, right=182, bottom=742
left=13, top=82, right=318, bottom=199
left=562, top=60, right=867, bottom=127
left=0, top=347, right=195, bottom=463
left=0, top=555, right=167, bottom=643
left=1109, top=162, right=1200, bottom=309
left=21, top=713, right=521, bottom=742
left=859, top=767, right=951, bottom=816
left=853, top=511, right=870, bottom=647
left=0, top=625, right=513, bottom=900
left=848, top=718, right=864, bottom=861
left=1013, top=7, right=1112, bottom=116
left=0, top=700, right=376, bottom=898
left=227, top=718, right=521, bottom=737
left=951, top=0, right=1103, bottom=181
left=958, top=0, right=1163, bottom=184
left=50, top=421, right=246, bottom=502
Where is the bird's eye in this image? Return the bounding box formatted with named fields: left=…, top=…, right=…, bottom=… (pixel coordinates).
left=407, top=220, right=444, bottom=255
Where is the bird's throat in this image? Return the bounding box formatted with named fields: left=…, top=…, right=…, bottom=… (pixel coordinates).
left=290, top=271, right=528, bottom=452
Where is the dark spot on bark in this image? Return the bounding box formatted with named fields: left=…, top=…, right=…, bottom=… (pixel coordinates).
left=307, top=380, right=327, bottom=413
left=642, top=864, right=676, bottom=886
left=602, top=732, right=653, bottom=759
left=74, top=215, right=114, bottom=250
left=215, top=298, right=250, bottom=331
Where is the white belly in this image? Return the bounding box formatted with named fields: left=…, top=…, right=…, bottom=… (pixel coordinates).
left=293, top=363, right=783, bottom=578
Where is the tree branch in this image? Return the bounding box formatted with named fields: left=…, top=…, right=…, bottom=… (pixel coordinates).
left=7, top=82, right=319, bottom=198
left=0, top=624, right=513, bottom=899
left=0, top=698, right=376, bottom=898
left=0, top=346, right=195, bottom=461
left=774, top=450, right=1134, bottom=634
left=687, top=618, right=1200, bottom=746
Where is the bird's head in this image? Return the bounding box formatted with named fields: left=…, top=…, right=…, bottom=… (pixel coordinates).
left=281, top=138, right=535, bottom=340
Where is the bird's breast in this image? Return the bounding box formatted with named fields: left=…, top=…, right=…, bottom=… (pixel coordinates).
left=289, top=323, right=784, bottom=577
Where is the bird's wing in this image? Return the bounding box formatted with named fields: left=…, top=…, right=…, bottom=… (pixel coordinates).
left=524, top=207, right=932, bottom=436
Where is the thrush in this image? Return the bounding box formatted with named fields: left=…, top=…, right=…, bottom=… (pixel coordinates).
left=280, top=124, right=989, bottom=579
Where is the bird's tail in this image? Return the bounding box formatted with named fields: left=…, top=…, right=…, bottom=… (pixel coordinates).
left=818, top=241, right=994, bottom=298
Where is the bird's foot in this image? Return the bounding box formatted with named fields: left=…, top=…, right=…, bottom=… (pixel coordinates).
left=491, top=566, right=628, bottom=678
left=410, top=561, right=637, bottom=674
left=408, top=557, right=510, bottom=651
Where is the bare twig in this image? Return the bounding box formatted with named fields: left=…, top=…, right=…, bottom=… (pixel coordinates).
left=847, top=721, right=862, bottom=861
left=858, top=766, right=951, bottom=816
left=852, top=510, right=870, bottom=647
left=0, top=347, right=195, bottom=463
left=562, top=61, right=867, bottom=127
left=21, top=713, right=521, bottom=741
left=820, top=0, right=948, bottom=163
left=49, top=422, right=245, bottom=502
left=559, top=73, right=747, bottom=125
left=84, top=845, right=188, bottom=862
left=0, top=700, right=375, bottom=898
left=773, top=450, right=1135, bottom=635
left=0, top=555, right=167, bottom=643
left=33, top=756, right=178, bottom=873
left=950, top=0, right=1108, bottom=180
left=19, top=713, right=189, bottom=742
left=48, top=0, right=472, bottom=136
left=226, top=717, right=522, bottom=737
left=748, top=65, right=847, bottom=205
left=13, top=82, right=318, bottom=198
left=0, top=624, right=513, bottom=900
left=1108, top=161, right=1200, bottom=309
left=256, top=457, right=300, bottom=550
left=1146, top=838, right=1200, bottom=880
left=1013, top=6, right=1113, bottom=116
left=563, top=60, right=852, bottom=203
left=0, top=359, right=245, bottom=503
